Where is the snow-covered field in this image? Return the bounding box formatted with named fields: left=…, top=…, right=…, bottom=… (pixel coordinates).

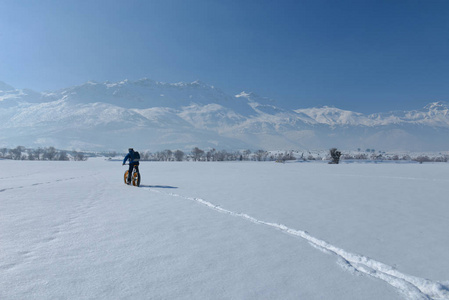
left=1, top=158, right=449, bottom=299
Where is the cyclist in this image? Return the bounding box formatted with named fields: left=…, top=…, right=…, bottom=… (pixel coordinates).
left=123, top=148, right=140, bottom=184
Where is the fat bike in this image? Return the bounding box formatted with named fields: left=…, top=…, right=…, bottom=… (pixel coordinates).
left=124, top=164, right=141, bottom=187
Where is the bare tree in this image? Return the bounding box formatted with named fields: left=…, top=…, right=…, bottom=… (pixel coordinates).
left=174, top=150, right=185, bottom=161
left=329, top=148, right=342, bottom=164
left=27, top=149, right=35, bottom=160
left=10, top=146, right=25, bottom=160
left=242, top=149, right=251, bottom=160
left=58, top=151, right=69, bottom=161
left=254, top=150, right=267, bottom=161
left=73, top=151, right=86, bottom=161
left=43, top=147, right=57, bottom=160
left=215, top=150, right=229, bottom=161
left=141, top=151, right=151, bottom=161
left=34, top=148, right=43, bottom=160
left=206, top=148, right=216, bottom=161
left=0, top=148, right=7, bottom=158
left=162, top=149, right=173, bottom=161
left=192, top=147, right=204, bottom=161
left=414, top=156, right=431, bottom=164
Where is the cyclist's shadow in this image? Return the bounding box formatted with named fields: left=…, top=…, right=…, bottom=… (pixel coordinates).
left=140, top=185, right=178, bottom=189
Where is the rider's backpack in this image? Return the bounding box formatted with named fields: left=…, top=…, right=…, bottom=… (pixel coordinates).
left=133, top=151, right=140, bottom=161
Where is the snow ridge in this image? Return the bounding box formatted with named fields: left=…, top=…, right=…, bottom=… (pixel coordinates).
left=147, top=188, right=449, bottom=300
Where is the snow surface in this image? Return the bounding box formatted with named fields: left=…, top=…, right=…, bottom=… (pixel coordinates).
left=1, top=159, right=449, bottom=299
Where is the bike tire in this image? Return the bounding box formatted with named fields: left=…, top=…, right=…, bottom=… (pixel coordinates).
left=132, top=171, right=141, bottom=187
left=124, top=170, right=129, bottom=184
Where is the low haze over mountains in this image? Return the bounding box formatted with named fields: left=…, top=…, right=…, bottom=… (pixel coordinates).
left=1, top=79, right=448, bottom=152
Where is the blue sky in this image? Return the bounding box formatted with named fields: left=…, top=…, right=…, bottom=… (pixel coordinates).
left=0, top=0, right=448, bottom=113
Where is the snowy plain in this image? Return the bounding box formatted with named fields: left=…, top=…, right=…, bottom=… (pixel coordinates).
left=1, top=158, right=449, bottom=299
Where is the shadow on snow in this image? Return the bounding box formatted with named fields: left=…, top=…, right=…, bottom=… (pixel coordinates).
left=140, top=185, right=178, bottom=189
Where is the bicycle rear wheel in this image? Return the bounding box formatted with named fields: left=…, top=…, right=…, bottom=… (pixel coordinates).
left=132, top=171, right=141, bottom=187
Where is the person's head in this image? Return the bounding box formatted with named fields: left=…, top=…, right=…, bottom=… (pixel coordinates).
left=128, top=148, right=134, bottom=153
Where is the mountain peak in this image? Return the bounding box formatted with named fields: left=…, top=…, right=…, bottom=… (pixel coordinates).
left=170, top=80, right=214, bottom=89
left=296, top=105, right=364, bottom=116
left=424, top=101, right=448, bottom=111
left=235, top=91, right=253, bottom=98
left=191, top=80, right=207, bottom=86
left=235, top=91, right=275, bottom=105
left=76, top=78, right=218, bottom=91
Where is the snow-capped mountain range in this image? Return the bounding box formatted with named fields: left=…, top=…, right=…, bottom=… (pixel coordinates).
left=1, top=79, right=448, bottom=151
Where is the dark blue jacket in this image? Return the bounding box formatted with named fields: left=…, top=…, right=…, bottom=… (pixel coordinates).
left=123, top=151, right=139, bottom=164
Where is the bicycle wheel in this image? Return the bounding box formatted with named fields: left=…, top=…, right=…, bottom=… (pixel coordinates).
left=124, top=170, right=129, bottom=184
left=132, top=171, right=141, bottom=187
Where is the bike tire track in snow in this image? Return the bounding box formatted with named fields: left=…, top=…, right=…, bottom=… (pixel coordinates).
left=147, top=188, right=449, bottom=300
left=0, top=173, right=100, bottom=193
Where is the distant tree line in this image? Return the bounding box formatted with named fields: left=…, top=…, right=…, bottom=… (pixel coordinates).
left=339, top=153, right=448, bottom=162
left=4, top=145, right=446, bottom=164
left=296, top=149, right=449, bottom=163
left=0, top=146, right=87, bottom=161
left=137, top=148, right=297, bottom=162
left=413, top=155, right=448, bottom=163
left=130, top=147, right=449, bottom=163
